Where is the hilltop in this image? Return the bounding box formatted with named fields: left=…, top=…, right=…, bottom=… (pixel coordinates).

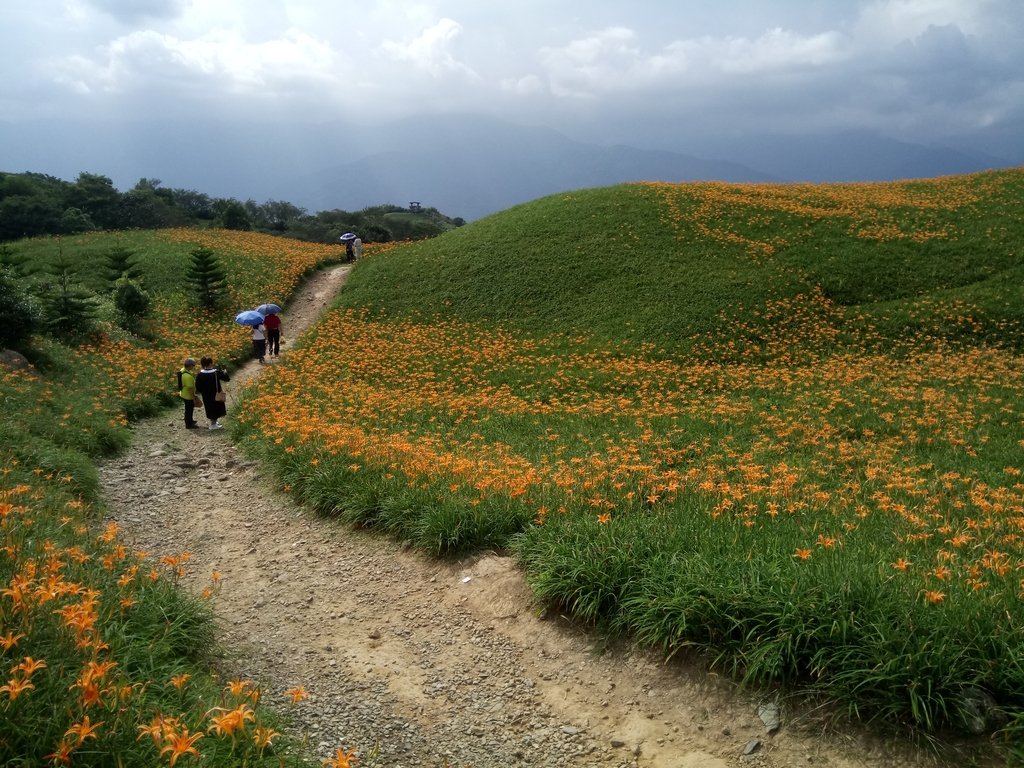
left=340, top=168, right=1024, bottom=355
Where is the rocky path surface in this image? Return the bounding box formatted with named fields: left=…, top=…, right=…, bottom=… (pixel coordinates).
left=99, top=265, right=974, bottom=768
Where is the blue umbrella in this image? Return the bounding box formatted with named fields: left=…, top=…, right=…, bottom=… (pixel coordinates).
left=235, top=310, right=265, bottom=326
left=339, top=232, right=357, bottom=242
left=256, top=303, right=282, bottom=315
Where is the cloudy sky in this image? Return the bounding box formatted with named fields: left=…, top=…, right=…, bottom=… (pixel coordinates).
left=2, top=1, right=1023, bottom=161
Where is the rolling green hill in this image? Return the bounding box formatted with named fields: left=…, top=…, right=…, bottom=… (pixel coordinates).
left=233, top=168, right=1024, bottom=757
left=341, top=169, right=1024, bottom=356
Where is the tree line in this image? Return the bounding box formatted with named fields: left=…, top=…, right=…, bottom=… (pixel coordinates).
left=0, top=170, right=465, bottom=244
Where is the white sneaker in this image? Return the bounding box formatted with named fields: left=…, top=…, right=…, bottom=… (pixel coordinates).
left=209, top=422, right=223, bottom=430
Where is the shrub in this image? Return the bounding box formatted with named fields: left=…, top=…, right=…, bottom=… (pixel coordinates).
left=113, top=275, right=151, bottom=334
left=0, top=265, right=40, bottom=350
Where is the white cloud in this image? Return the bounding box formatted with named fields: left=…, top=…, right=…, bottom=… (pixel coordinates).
left=531, top=25, right=848, bottom=100
left=536, top=27, right=639, bottom=98
left=853, top=0, right=994, bottom=45
left=379, top=18, right=479, bottom=80
left=52, top=27, right=341, bottom=100
left=501, top=74, right=544, bottom=96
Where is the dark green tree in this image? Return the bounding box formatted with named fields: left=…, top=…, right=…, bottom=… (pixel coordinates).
left=59, top=206, right=96, bottom=234
left=0, top=266, right=40, bottom=350
left=359, top=222, right=392, bottom=242
left=169, top=188, right=215, bottom=220
left=36, top=250, right=99, bottom=340
left=285, top=217, right=339, bottom=243
left=117, top=179, right=184, bottom=228
left=66, top=173, right=121, bottom=229
left=0, top=190, right=63, bottom=241
left=221, top=201, right=252, bottom=231
left=0, top=245, right=28, bottom=274
left=186, top=246, right=228, bottom=309
left=102, top=246, right=144, bottom=289
left=247, top=199, right=306, bottom=232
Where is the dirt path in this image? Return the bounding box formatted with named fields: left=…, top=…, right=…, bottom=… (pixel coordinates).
left=99, top=265, right=981, bottom=768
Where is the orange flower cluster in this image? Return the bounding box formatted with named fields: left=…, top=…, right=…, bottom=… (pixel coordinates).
left=0, top=465, right=289, bottom=757
left=239, top=305, right=1023, bottom=608
left=637, top=172, right=1004, bottom=257
left=0, top=467, right=309, bottom=761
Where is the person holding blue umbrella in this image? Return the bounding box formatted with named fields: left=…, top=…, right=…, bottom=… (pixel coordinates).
left=235, top=309, right=267, bottom=364
left=252, top=320, right=267, bottom=363
left=340, top=232, right=357, bottom=263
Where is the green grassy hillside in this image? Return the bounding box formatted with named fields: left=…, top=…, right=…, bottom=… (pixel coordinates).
left=235, top=168, right=1024, bottom=760
left=343, top=169, right=1024, bottom=356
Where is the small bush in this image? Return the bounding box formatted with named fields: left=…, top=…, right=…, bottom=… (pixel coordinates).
left=113, top=275, right=151, bottom=334
left=0, top=265, right=40, bottom=350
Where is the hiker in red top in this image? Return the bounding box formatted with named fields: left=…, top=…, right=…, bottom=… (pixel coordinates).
left=263, top=312, right=282, bottom=357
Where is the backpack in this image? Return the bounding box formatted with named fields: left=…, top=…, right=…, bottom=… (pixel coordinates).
left=176, top=369, right=184, bottom=390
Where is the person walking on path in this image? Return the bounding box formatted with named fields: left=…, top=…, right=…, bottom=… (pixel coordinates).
left=252, top=322, right=267, bottom=364
left=177, top=357, right=200, bottom=430
left=194, top=356, right=231, bottom=430
left=263, top=312, right=282, bottom=357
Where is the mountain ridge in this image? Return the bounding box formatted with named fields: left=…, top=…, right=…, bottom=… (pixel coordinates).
left=1, top=114, right=1017, bottom=220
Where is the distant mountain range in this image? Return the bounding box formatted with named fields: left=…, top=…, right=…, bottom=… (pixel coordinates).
left=1, top=114, right=1019, bottom=220
left=291, top=115, right=779, bottom=220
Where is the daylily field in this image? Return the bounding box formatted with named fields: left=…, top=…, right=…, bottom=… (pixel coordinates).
left=3, top=169, right=1024, bottom=765
left=236, top=171, right=1024, bottom=750
left=1, top=229, right=374, bottom=766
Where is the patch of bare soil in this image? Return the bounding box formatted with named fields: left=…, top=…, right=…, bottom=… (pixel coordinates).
left=99, top=265, right=995, bottom=768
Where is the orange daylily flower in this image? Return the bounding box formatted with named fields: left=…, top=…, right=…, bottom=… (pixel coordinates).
left=322, top=747, right=359, bottom=768
left=160, top=727, right=204, bottom=767
left=65, top=715, right=104, bottom=744
left=285, top=685, right=308, bottom=703
left=206, top=704, right=256, bottom=736
left=253, top=725, right=280, bottom=749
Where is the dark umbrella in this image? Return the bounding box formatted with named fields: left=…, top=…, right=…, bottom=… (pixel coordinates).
left=256, top=303, right=282, bottom=315
left=339, top=232, right=357, bottom=242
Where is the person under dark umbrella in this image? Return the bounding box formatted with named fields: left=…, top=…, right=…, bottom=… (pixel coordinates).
left=264, top=311, right=281, bottom=357
left=341, top=232, right=357, bottom=263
